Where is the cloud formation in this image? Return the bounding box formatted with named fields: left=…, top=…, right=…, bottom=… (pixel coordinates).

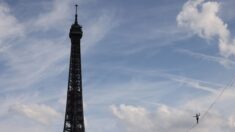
left=33, top=0, right=72, bottom=30
left=111, top=104, right=235, bottom=132
left=9, top=103, right=61, bottom=125
left=0, top=3, right=24, bottom=43
left=176, top=48, right=235, bottom=68
left=177, top=0, right=235, bottom=57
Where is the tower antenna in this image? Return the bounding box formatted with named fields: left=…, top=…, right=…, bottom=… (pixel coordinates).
left=75, top=4, right=78, bottom=24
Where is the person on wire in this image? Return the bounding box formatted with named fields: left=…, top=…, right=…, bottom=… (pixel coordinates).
left=193, top=113, right=200, bottom=124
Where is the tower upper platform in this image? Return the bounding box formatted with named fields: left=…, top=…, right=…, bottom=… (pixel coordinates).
left=69, top=5, right=83, bottom=39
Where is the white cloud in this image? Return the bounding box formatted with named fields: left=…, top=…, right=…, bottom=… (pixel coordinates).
left=176, top=48, right=235, bottom=68
left=172, top=77, right=218, bottom=93
left=8, top=103, right=61, bottom=125
left=111, top=104, right=154, bottom=131
left=0, top=38, right=68, bottom=92
left=111, top=104, right=190, bottom=132
left=177, top=0, right=235, bottom=57
left=0, top=2, right=24, bottom=43
left=228, top=116, right=235, bottom=128
left=150, top=71, right=222, bottom=93
left=0, top=1, right=68, bottom=91
left=82, top=12, right=119, bottom=53
left=33, top=0, right=72, bottom=30
left=0, top=123, right=49, bottom=132
left=111, top=104, right=235, bottom=132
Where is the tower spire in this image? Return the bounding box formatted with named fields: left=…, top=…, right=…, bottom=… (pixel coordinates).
left=75, top=4, right=78, bottom=25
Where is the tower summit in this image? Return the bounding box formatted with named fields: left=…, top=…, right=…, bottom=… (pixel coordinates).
left=63, top=5, right=85, bottom=132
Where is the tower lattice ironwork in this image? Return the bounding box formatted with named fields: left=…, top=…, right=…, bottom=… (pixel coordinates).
left=63, top=5, right=85, bottom=132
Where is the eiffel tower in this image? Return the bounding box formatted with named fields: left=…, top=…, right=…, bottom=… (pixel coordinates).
left=63, top=5, right=85, bottom=132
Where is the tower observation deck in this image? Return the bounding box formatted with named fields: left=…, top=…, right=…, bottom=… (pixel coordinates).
left=63, top=5, right=85, bottom=132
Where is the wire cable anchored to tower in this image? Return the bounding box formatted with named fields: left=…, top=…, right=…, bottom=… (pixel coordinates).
left=187, top=77, right=235, bottom=132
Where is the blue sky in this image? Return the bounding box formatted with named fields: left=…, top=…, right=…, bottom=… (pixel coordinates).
left=0, top=0, right=235, bottom=132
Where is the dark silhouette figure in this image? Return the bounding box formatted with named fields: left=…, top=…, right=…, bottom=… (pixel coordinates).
left=193, top=113, right=200, bottom=124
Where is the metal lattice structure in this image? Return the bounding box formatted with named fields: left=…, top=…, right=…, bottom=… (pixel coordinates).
left=63, top=5, right=85, bottom=132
